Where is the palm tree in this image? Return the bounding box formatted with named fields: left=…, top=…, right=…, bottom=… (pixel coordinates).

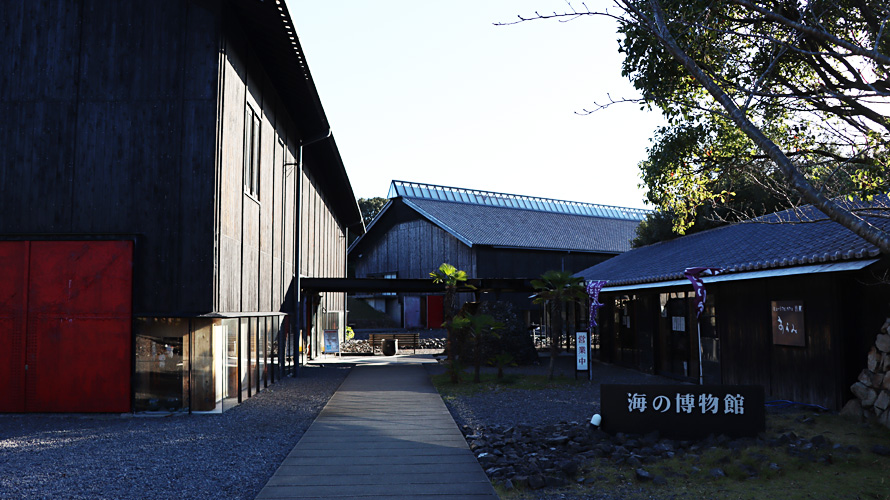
left=452, top=311, right=503, bottom=383
left=430, top=263, right=473, bottom=382
left=531, top=270, right=587, bottom=380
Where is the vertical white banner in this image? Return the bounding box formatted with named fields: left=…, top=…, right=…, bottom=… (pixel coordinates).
left=576, top=331, right=588, bottom=371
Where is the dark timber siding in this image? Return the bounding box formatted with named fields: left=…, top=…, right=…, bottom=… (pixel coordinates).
left=354, top=219, right=476, bottom=280
left=716, top=275, right=844, bottom=410
left=595, top=270, right=890, bottom=411
left=475, top=248, right=614, bottom=279
left=216, top=13, right=303, bottom=315
left=1, top=0, right=219, bottom=314
left=301, top=149, right=348, bottom=355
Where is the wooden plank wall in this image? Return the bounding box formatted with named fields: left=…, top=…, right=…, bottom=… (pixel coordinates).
left=217, top=15, right=305, bottom=315
left=299, top=164, right=348, bottom=355
left=355, top=219, right=476, bottom=280
left=597, top=275, right=851, bottom=409
left=716, top=275, right=843, bottom=409
left=1, top=0, right=219, bottom=314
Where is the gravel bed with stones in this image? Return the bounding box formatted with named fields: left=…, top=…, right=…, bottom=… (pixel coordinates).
left=428, top=357, right=678, bottom=499
left=431, top=356, right=890, bottom=500
left=0, top=365, right=349, bottom=500
left=433, top=356, right=673, bottom=430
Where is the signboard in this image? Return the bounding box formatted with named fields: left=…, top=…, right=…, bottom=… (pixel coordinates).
left=601, top=384, right=765, bottom=438
left=771, top=300, right=805, bottom=346
left=576, top=332, right=588, bottom=371
left=323, top=329, right=340, bottom=354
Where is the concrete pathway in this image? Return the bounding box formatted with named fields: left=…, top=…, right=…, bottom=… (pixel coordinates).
left=255, top=360, right=499, bottom=499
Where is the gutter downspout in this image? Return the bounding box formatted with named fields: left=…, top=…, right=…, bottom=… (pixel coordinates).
left=294, top=128, right=331, bottom=375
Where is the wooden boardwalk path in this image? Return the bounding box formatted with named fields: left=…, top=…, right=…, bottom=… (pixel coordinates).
left=255, top=363, right=499, bottom=499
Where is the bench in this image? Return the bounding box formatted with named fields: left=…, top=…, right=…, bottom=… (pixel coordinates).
left=368, top=332, right=420, bottom=354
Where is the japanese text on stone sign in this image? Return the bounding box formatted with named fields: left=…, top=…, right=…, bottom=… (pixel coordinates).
left=626, top=392, right=745, bottom=415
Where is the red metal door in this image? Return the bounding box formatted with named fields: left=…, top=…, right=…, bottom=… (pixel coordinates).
left=0, top=242, right=30, bottom=412
left=0, top=241, right=134, bottom=412
left=25, top=241, right=133, bottom=412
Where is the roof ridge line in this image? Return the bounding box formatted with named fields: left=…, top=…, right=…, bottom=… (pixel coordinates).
left=389, top=180, right=650, bottom=221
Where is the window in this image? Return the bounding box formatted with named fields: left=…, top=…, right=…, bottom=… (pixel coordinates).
left=243, top=105, right=260, bottom=197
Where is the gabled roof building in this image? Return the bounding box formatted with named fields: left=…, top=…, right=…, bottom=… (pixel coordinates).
left=577, top=199, right=890, bottom=410
left=348, top=180, right=648, bottom=328
left=1, top=0, right=362, bottom=413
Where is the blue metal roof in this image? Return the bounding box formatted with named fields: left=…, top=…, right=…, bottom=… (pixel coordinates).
left=388, top=180, right=650, bottom=221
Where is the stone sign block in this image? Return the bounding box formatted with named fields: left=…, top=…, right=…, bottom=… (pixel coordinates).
left=601, top=384, right=765, bottom=439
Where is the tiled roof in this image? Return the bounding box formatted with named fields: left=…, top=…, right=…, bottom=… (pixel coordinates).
left=576, top=197, right=889, bottom=285
left=403, top=198, right=641, bottom=253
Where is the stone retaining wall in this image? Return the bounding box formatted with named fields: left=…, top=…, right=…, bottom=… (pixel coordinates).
left=846, top=318, right=890, bottom=428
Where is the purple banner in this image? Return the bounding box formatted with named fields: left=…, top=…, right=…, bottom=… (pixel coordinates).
left=683, top=267, right=722, bottom=318
left=586, top=280, right=608, bottom=331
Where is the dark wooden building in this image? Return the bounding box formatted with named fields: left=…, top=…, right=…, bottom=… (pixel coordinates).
left=577, top=201, right=890, bottom=410
left=0, top=0, right=363, bottom=413
left=348, top=180, right=647, bottom=329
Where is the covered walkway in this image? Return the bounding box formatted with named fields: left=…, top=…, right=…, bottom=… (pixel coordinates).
left=255, top=358, right=498, bottom=499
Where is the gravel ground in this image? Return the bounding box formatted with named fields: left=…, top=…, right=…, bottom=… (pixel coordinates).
left=428, top=355, right=682, bottom=500
left=0, top=365, right=349, bottom=500
left=430, top=355, right=675, bottom=430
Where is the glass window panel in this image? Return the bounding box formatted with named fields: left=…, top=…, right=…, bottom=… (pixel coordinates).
left=190, top=319, right=218, bottom=412
left=258, top=317, right=267, bottom=390
left=223, top=319, right=239, bottom=411
left=240, top=318, right=249, bottom=402
left=134, top=318, right=189, bottom=412
left=250, top=317, right=259, bottom=394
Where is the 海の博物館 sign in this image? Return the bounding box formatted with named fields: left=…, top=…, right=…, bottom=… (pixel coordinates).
left=600, top=384, right=765, bottom=438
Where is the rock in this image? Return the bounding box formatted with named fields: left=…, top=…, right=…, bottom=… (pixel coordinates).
left=557, top=460, right=580, bottom=477
left=884, top=373, right=890, bottom=392
left=873, top=372, right=887, bottom=389
left=544, top=476, right=567, bottom=487
left=709, top=468, right=726, bottom=478
left=870, top=444, right=890, bottom=456
left=527, top=474, right=546, bottom=490
left=851, top=382, right=877, bottom=407
left=545, top=435, right=569, bottom=446
left=769, top=463, right=782, bottom=472
left=883, top=318, right=890, bottom=334
left=811, top=435, right=830, bottom=449
left=875, top=391, right=890, bottom=412
left=876, top=334, right=890, bottom=353
left=503, top=479, right=514, bottom=491
left=878, top=410, right=890, bottom=429
left=859, top=369, right=873, bottom=386
left=635, top=468, right=652, bottom=481
left=840, top=398, right=863, bottom=418
left=868, top=348, right=881, bottom=372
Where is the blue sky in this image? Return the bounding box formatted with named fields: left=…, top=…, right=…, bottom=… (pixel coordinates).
left=287, top=1, right=665, bottom=209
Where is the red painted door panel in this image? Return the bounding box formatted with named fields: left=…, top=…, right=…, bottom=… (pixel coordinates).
left=0, top=242, right=29, bottom=412
left=427, top=295, right=444, bottom=330
left=25, top=241, right=134, bottom=412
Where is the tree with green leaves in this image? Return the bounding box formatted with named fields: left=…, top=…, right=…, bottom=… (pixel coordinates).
left=358, top=197, right=388, bottom=227
left=500, top=0, right=890, bottom=253
left=430, top=263, right=474, bottom=382
left=452, top=311, right=503, bottom=383
left=531, top=270, right=587, bottom=380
